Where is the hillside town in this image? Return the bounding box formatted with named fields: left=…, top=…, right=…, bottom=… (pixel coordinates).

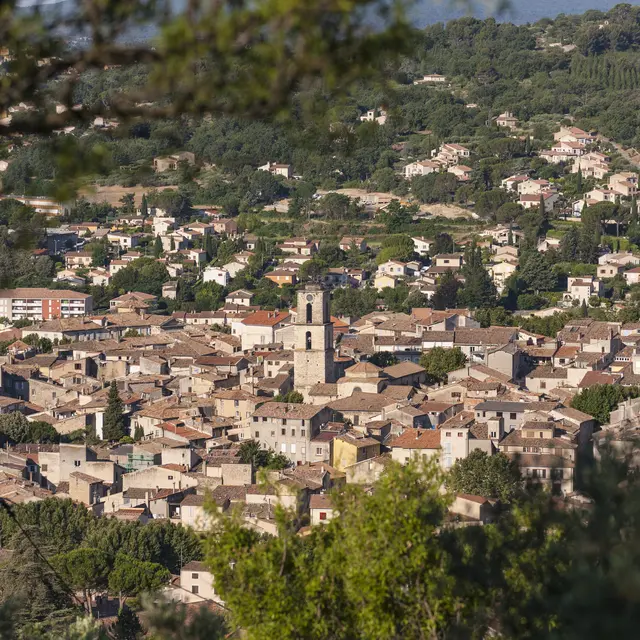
left=4, top=3, right=640, bottom=635
left=2, top=114, right=640, bottom=612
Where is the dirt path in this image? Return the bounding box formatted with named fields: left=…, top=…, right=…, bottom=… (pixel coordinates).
left=598, top=135, right=640, bottom=169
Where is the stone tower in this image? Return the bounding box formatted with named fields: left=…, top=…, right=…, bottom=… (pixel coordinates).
left=294, top=284, right=335, bottom=395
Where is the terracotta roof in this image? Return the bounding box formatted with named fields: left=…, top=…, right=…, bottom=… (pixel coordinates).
left=552, top=406, right=594, bottom=422
left=210, top=485, right=247, bottom=503
left=383, top=362, right=425, bottom=378
left=241, top=311, right=290, bottom=327
left=309, top=494, right=333, bottom=510
left=113, top=508, right=146, bottom=521
left=328, top=392, right=396, bottom=413
left=419, top=401, right=456, bottom=412
left=554, top=346, right=579, bottom=358
left=0, top=288, right=90, bottom=299
left=454, top=327, right=517, bottom=346
left=69, top=471, right=103, bottom=484
left=528, top=367, right=568, bottom=379
left=390, top=428, right=440, bottom=450
left=578, top=371, right=619, bottom=388
left=336, top=432, right=380, bottom=448
left=346, top=361, right=381, bottom=374
left=500, top=430, right=576, bottom=449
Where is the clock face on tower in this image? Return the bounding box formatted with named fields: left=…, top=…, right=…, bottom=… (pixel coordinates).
left=306, top=294, right=314, bottom=301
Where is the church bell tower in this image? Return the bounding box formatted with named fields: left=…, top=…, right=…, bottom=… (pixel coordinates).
left=293, top=284, right=335, bottom=395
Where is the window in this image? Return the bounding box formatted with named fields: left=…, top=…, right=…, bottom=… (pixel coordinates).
left=254, top=431, right=259, bottom=438
left=490, top=431, right=497, bottom=438
left=443, top=442, right=451, bottom=454
left=281, top=428, right=286, bottom=436
left=271, top=431, right=275, bottom=437
left=301, top=446, right=306, bottom=455
left=253, top=417, right=258, bottom=422
left=283, top=419, right=287, bottom=425
left=168, top=475, right=174, bottom=480
left=482, top=411, right=486, bottom=417
left=305, top=331, right=312, bottom=350
left=41, top=464, right=48, bottom=472
left=234, top=400, right=239, bottom=407
left=192, top=585, right=199, bottom=595
left=319, top=512, right=327, bottom=521
left=510, top=413, right=517, bottom=420
left=280, top=443, right=286, bottom=453
left=191, top=573, right=199, bottom=579
left=316, top=447, right=323, bottom=455
left=306, top=303, right=313, bottom=323
left=540, top=381, right=546, bottom=389
left=291, top=429, right=295, bottom=437
left=301, top=420, right=305, bottom=426
left=457, top=432, right=463, bottom=438
left=301, top=429, right=306, bottom=437
left=74, top=460, right=81, bottom=467
left=290, top=444, right=296, bottom=454
left=496, top=412, right=503, bottom=418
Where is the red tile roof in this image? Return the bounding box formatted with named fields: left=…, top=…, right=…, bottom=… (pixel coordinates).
left=241, top=311, right=290, bottom=327
left=390, top=428, right=441, bottom=450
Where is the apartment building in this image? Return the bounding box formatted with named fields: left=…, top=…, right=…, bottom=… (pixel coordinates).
left=251, top=402, right=332, bottom=464
left=0, top=288, right=92, bottom=321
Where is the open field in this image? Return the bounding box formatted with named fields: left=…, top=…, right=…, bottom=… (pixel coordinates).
left=79, top=184, right=178, bottom=207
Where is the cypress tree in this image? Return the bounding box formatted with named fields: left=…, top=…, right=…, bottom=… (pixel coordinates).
left=153, top=236, right=163, bottom=258
left=141, top=193, right=149, bottom=219
left=103, top=381, right=125, bottom=441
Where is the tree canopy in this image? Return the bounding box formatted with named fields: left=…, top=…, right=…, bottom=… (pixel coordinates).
left=419, top=347, right=467, bottom=384
left=447, top=450, right=522, bottom=502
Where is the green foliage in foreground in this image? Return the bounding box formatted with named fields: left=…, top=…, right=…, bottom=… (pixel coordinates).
left=205, top=452, right=640, bottom=639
